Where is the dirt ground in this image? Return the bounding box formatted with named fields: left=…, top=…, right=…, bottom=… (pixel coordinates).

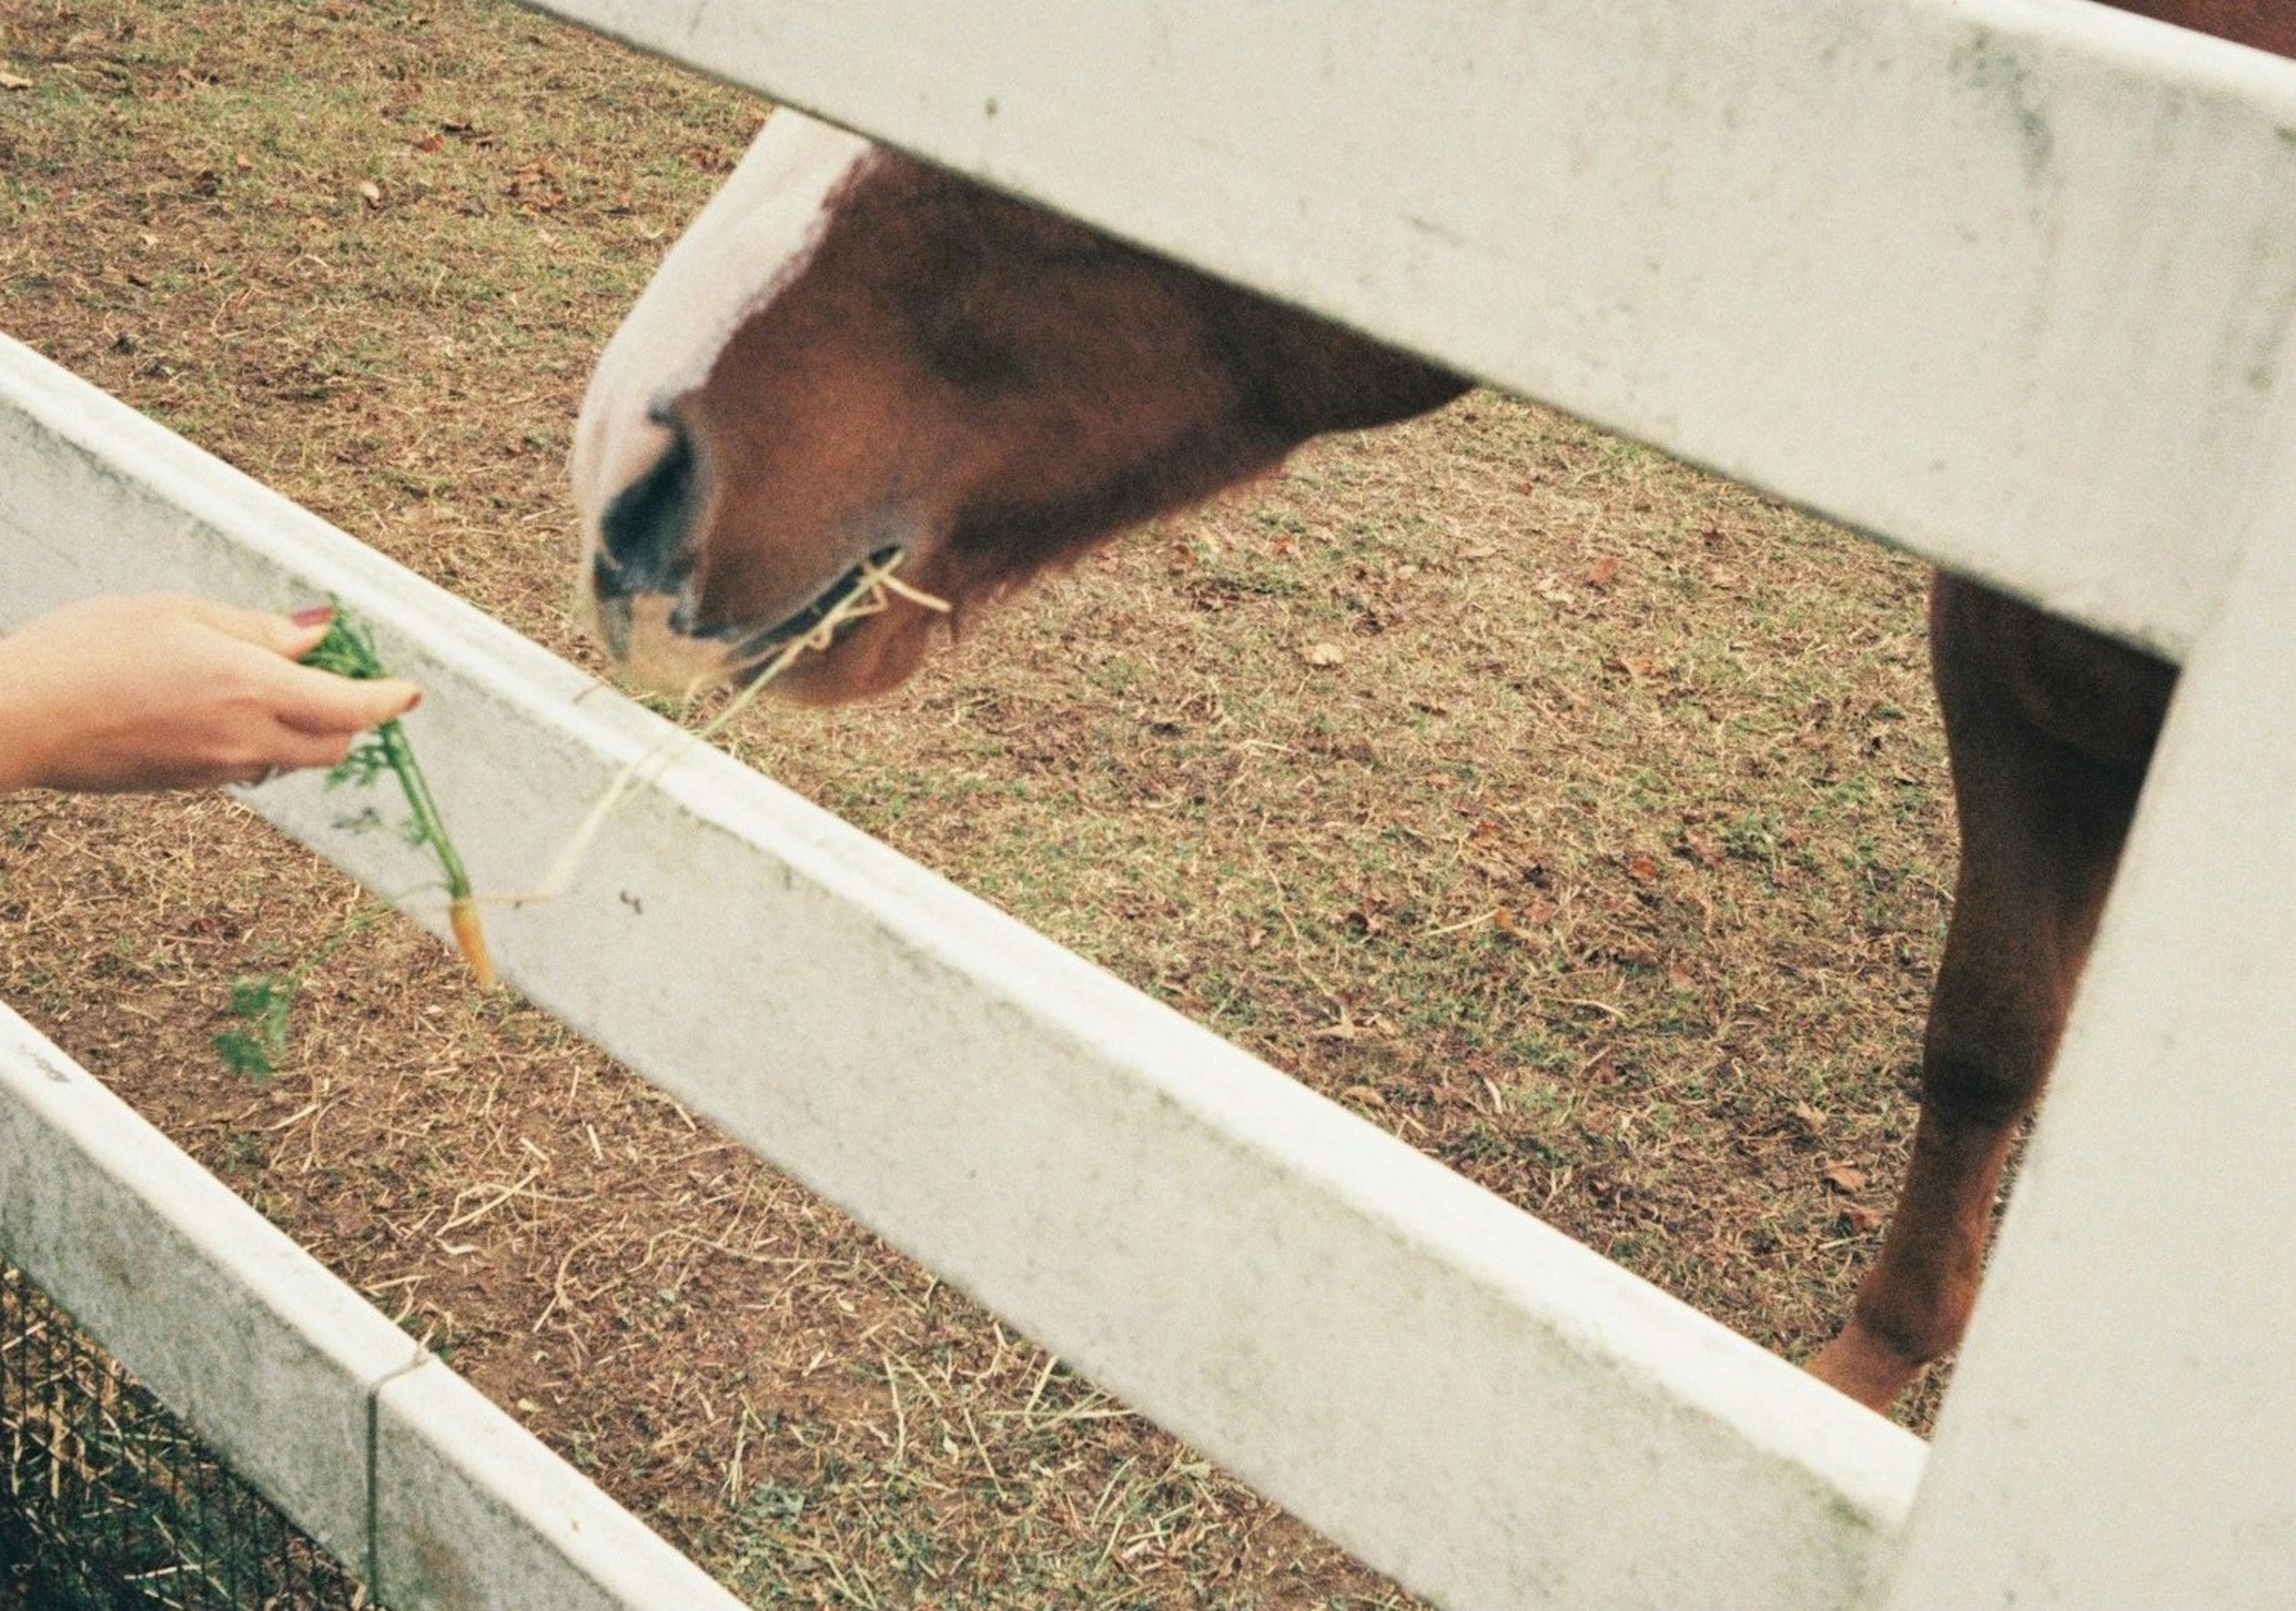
left=0, top=2, right=1958, bottom=1604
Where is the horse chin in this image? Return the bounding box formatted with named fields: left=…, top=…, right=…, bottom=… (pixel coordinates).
left=594, top=591, right=938, bottom=706
left=764, top=606, right=938, bottom=706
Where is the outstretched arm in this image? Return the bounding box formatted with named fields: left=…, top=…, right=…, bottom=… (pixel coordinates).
left=0, top=593, right=422, bottom=794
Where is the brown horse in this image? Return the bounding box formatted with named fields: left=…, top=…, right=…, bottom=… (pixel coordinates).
left=570, top=0, right=2279, bottom=1413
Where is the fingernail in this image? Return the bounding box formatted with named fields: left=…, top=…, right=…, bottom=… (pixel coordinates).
left=401, top=689, right=423, bottom=713
left=291, top=605, right=334, bottom=628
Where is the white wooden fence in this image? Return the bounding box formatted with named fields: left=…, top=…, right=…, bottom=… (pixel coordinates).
left=523, top=1, right=2296, bottom=1598
left=0, top=1000, right=749, bottom=1611
left=3, top=0, right=2291, bottom=1604
left=0, top=330, right=1913, bottom=1607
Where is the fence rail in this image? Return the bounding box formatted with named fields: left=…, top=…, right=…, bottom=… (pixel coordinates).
left=8, top=0, right=2294, bottom=1602
left=2, top=1259, right=373, bottom=1609
left=530, top=0, right=2296, bottom=667
left=0, top=322, right=1919, bottom=1607
left=0, top=998, right=747, bottom=1610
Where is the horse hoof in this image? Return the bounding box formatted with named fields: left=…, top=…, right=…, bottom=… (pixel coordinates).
left=1806, top=1329, right=1922, bottom=1414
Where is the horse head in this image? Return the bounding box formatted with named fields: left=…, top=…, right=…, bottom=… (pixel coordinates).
left=572, top=111, right=1464, bottom=702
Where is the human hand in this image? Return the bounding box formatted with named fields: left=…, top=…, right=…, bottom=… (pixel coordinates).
left=0, top=593, right=423, bottom=794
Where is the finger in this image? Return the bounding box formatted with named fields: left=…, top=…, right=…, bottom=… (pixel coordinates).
left=265, top=662, right=423, bottom=734
left=216, top=730, right=356, bottom=791
left=225, top=756, right=292, bottom=789
left=179, top=596, right=337, bottom=660
left=256, top=721, right=367, bottom=776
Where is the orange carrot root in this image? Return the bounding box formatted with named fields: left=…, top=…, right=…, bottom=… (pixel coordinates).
left=449, top=895, right=497, bottom=988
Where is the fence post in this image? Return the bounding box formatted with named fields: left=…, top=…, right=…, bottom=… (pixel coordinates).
left=1882, top=477, right=2296, bottom=1606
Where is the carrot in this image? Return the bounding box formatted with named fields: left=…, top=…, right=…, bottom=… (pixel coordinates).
left=448, top=895, right=497, bottom=988
left=301, top=606, right=496, bottom=987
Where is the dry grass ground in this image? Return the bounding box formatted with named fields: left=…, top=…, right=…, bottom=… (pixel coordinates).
left=0, top=1, right=1956, bottom=1603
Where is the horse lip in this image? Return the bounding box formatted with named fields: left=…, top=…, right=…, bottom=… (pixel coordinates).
left=727, top=544, right=907, bottom=666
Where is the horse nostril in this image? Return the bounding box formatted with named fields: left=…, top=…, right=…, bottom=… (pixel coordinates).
left=597, top=413, right=701, bottom=590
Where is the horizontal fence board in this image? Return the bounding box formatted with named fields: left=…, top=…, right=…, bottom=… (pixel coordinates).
left=0, top=1005, right=741, bottom=1609
left=0, top=1003, right=415, bottom=1577
left=0, top=335, right=1924, bottom=1607
left=526, top=0, right=2296, bottom=663
left=375, top=1361, right=746, bottom=1611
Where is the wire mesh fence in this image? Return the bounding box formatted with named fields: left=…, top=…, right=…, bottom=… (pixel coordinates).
left=0, top=1261, right=377, bottom=1610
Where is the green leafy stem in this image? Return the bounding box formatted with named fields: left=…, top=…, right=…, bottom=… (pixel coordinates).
left=299, top=606, right=472, bottom=904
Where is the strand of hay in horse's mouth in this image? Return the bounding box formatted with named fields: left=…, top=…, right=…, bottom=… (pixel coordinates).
left=503, top=548, right=950, bottom=912
left=726, top=544, right=948, bottom=685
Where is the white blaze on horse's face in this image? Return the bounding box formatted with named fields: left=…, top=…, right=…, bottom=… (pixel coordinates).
left=572, top=112, right=874, bottom=695
left=574, top=112, right=868, bottom=525
left=573, top=108, right=1466, bottom=704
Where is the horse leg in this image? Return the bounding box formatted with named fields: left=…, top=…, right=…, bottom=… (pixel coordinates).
left=1807, top=576, right=2169, bottom=1411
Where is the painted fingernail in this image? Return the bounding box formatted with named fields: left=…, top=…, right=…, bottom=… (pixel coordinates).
left=290, top=605, right=334, bottom=628
left=401, top=689, right=423, bottom=713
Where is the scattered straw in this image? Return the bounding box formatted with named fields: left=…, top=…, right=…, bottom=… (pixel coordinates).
left=503, top=550, right=951, bottom=910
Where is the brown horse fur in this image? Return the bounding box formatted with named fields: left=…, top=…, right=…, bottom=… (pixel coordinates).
left=583, top=149, right=1465, bottom=704
left=574, top=0, right=2261, bottom=1411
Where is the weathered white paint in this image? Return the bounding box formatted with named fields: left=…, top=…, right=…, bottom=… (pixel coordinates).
left=530, top=0, right=2296, bottom=666
left=374, top=1361, right=746, bottom=1611
left=0, top=335, right=1923, bottom=1609
left=20, top=1, right=2296, bottom=1600
left=515, top=10, right=2296, bottom=1591
left=1882, top=454, right=2296, bottom=1606
left=0, top=1002, right=413, bottom=1574
left=0, top=1005, right=745, bottom=1611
